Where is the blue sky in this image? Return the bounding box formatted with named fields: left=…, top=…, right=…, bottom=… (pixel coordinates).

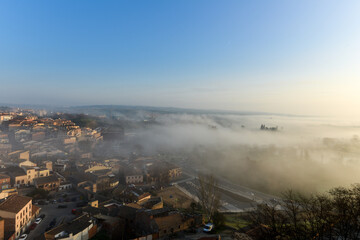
left=0, top=1, right=359, bottom=116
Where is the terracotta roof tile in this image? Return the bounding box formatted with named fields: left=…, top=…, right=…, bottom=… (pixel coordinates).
left=34, top=175, right=59, bottom=186
left=0, top=195, right=32, bottom=213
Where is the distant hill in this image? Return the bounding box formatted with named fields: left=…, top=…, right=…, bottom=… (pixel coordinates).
left=0, top=103, right=305, bottom=118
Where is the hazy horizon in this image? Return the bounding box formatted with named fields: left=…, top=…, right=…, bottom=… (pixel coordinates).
left=1, top=0, right=360, bottom=118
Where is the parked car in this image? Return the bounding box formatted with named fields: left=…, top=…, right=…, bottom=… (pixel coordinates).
left=203, top=223, right=214, bottom=233
left=37, top=200, right=47, bottom=205
left=18, top=234, right=27, bottom=240
left=51, top=199, right=57, bottom=204
left=76, top=201, right=87, bottom=207
left=35, top=218, right=42, bottom=224
left=40, top=214, right=46, bottom=219
left=58, top=204, right=67, bottom=208
left=49, top=218, right=56, bottom=227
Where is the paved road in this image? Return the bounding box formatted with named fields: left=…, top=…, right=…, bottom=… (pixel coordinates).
left=177, top=179, right=255, bottom=213
left=171, top=158, right=280, bottom=211
left=217, top=175, right=279, bottom=203
left=27, top=191, right=82, bottom=240
left=27, top=202, right=78, bottom=240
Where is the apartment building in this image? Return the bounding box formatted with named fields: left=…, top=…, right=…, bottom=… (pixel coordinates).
left=34, top=175, right=60, bottom=191
left=0, top=195, right=32, bottom=238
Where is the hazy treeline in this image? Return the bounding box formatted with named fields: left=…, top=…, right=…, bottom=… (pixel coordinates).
left=248, top=184, right=360, bottom=240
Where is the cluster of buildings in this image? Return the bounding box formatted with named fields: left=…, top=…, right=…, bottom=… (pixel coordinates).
left=43, top=194, right=202, bottom=240
left=0, top=108, right=207, bottom=240
left=0, top=109, right=106, bottom=239
left=67, top=157, right=182, bottom=206
left=120, top=157, right=182, bottom=185
left=0, top=109, right=104, bottom=196
left=0, top=110, right=102, bottom=158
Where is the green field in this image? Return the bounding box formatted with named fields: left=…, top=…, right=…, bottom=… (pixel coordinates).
left=223, top=213, right=250, bottom=230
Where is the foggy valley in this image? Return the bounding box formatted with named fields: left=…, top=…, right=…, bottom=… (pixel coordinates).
left=1, top=1, right=360, bottom=239
left=68, top=106, right=360, bottom=195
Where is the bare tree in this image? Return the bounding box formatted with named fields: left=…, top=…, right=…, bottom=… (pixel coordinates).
left=248, top=184, right=360, bottom=240
left=197, top=174, right=221, bottom=222
left=298, top=194, right=334, bottom=240
left=281, top=190, right=304, bottom=239
left=248, top=203, right=289, bottom=240
left=330, top=184, right=360, bottom=240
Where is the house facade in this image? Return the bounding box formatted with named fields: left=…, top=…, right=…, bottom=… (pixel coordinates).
left=34, top=175, right=60, bottom=191
left=0, top=195, right=32, bottom=238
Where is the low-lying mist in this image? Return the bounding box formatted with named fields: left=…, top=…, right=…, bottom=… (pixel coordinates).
left=124, top=113, right=360, bottom=195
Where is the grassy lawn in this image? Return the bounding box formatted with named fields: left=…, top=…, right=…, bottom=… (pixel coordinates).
left=223, top=213, right=250, bottom=230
